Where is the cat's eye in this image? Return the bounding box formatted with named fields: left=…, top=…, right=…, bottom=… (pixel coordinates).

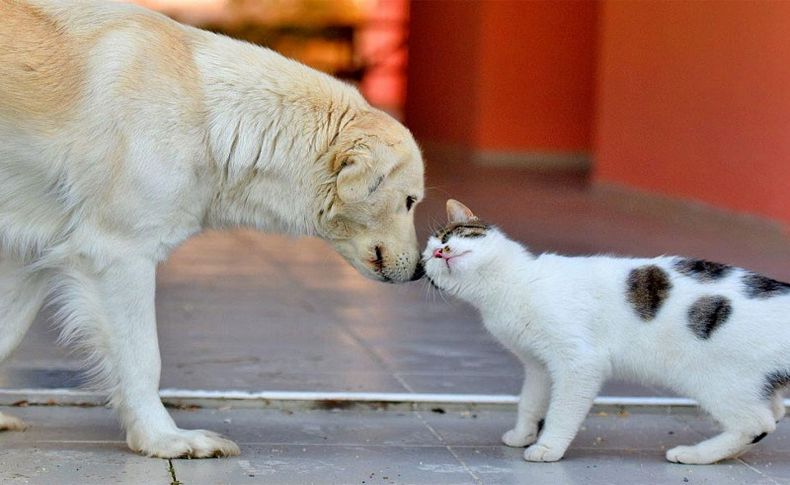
left=406, top=196, right=416, bottom=211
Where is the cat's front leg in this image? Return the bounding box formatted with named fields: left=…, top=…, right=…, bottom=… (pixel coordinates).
left=523, top=360, right=604, bottom=462
left=503, top=357, right=550, bottom=447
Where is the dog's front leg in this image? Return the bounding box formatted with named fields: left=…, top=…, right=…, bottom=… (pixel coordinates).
left=96, top=257, right=239, bottom=458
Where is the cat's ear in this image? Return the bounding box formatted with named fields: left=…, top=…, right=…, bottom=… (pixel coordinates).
left=446, top=199, right=477, bottom=223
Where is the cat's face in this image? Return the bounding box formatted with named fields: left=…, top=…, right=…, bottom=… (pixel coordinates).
left=422, top=200, right=499, bottom=292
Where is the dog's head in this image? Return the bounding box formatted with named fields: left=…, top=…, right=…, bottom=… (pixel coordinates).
left=317, top=109, right=425, bottom=283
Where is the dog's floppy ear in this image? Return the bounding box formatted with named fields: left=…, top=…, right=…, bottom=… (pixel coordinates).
left=335, top=141, right=397, bottom=204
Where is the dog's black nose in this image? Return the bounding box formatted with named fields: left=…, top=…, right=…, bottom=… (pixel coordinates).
left=410, top=261, right=425, bottom=281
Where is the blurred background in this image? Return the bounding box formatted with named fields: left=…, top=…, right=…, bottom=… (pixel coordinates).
left=132, top=0, right=790, bottom=231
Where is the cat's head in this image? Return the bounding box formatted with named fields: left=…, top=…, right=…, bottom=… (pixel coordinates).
left=422, top=200, right=504, bottom=293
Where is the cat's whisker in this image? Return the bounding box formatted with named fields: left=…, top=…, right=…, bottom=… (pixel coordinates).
left=427, top=217, right=444, bottom=236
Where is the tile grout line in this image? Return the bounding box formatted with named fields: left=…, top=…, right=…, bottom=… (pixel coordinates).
left=167, top=459, right=183, bottom=485
left=390, top=373, right=417, bottom=394
left=291, top=256, right=413, bottom=390
left=413, top=410, right=482, bottom=484
left=322, top=309, right=418, bottom=393
left=737, top=458, right=782, bottom=485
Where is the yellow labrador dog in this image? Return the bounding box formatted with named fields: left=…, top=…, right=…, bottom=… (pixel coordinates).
left=0, top=0, right=424, bottom=457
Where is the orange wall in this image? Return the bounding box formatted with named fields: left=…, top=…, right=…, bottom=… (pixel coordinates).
left=405, top=1, right=597, bottom=152
left=406, top=1, right=790, bottom=224
left=595, top=1, right=790, bottom=224
left=405, top=1, right=481, bottom=146
left=476, top=2, right=597, bottom=151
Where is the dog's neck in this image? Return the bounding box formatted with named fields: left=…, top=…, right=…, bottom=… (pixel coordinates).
left=193, top=33, right=366, bottom=236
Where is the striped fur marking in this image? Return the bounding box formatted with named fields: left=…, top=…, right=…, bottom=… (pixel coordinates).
left=435, top=221, right=489, bottom=244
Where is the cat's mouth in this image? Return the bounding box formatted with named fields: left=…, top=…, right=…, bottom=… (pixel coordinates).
left=432, top=249, right=471, bottom=271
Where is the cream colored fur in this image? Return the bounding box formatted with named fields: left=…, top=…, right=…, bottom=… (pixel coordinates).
left=0, top=0, right=424, bottom=457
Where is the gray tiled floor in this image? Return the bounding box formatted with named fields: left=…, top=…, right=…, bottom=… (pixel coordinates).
left=0, top=405, right=787, bottom=485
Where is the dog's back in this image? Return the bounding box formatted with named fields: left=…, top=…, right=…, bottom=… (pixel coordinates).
left=0, top=0, right=210, bottom=262
left=1, top=0, right=87, bottom=259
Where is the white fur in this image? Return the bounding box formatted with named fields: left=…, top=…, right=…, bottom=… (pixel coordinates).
left=424, top=210, right=789, bottom=465
left=0, top=0, right=424, bottom=458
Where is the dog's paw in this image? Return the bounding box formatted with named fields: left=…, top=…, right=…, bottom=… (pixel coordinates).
left=0, top=412, right=27, bottom=431
left=666, top=445, right=717, bottom=465
left=502, top=428, right=538, bottom=448
left=129, top=428, right=240, bottom=458
left=523, top=443, right=564, bottom=462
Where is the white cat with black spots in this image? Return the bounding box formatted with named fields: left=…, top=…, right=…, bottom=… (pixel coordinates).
left=423, top=199, right=790, bottom=464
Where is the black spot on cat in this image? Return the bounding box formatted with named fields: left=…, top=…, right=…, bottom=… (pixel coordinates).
left=627, top=265, right=672, bottom=321
left=687, top=295, right=732, bottom=340
left=742, top=273, right=790, bottom=299
left=673, top=258, right=732, bottom=282
left=751, top=432, right=768, bottom=444
left=762, top=371, right=790, bottom=399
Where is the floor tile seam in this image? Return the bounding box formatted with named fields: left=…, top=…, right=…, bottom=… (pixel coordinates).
left=166, top=458, right=182, bottom=485
left=413, top=410, right=482, bottom=483
left=736, top=458, right=783, bottom=485
left=322, top=315, right=416, bottom=393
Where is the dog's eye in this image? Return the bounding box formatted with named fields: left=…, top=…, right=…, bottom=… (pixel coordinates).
left=406, top=196, right=416, bottom=211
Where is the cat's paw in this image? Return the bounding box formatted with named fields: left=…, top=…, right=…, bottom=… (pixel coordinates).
left=523, top=443, right=564, bottom=462
left=502, top=428, right=538, bottom=448
left=666, top=445, right=717, bottom=465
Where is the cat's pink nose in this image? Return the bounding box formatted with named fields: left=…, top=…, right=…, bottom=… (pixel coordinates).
left=433, top=248, right=444, bottom=259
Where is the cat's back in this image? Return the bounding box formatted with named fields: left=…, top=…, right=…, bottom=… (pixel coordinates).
left=528, top=252, right=790, bottom=344
left=529, top=253, right=674, bottom=301
left=517, top=253, right=673, bottom=330
left=531, top=252, right=790, bottom=305
left=579, top=254, right=790, bottom=385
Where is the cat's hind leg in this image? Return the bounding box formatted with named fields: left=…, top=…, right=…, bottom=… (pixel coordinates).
left=0, top=258, right=50, bottom=431
left=503, top=356, right=551, bottom=448
left=666, top=395, right=775, bottom=465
